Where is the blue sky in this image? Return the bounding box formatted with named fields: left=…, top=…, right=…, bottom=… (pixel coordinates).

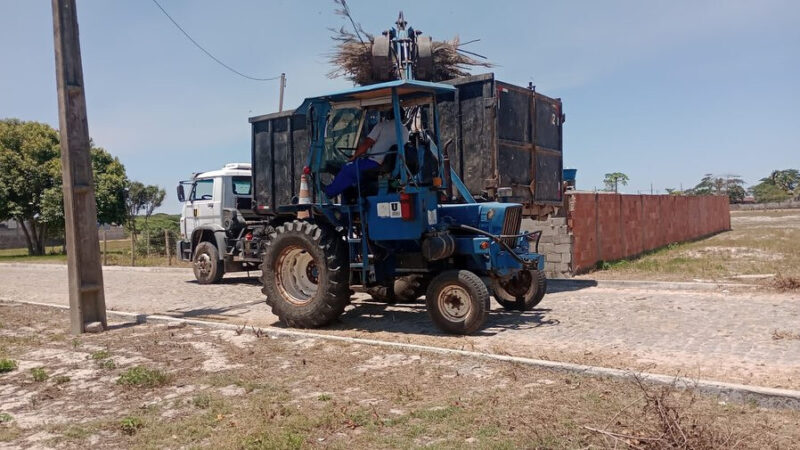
left=1, top=0, right=798, bottom=212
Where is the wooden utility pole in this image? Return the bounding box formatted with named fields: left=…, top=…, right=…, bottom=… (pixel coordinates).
left=52, top=0, right=107, bottom=334
left=278, top=73, right=286, bottom=112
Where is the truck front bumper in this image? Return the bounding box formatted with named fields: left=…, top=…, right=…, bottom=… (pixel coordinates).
left=177, top=239, right=192, bottom=262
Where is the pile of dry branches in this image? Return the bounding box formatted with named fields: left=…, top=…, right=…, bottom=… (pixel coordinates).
left=327, top=5, right=492, bottom=85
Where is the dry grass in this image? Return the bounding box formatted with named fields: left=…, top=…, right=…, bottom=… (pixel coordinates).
left=1, top=303, right=799, bottom=448
left=589, top=210, right=800, bottom=283
left=327, top=20, right=491, bottom=85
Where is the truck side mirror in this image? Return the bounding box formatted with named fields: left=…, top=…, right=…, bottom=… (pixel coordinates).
left=176, top=184, right=185, bottom=203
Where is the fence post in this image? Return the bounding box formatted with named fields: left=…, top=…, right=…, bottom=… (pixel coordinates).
left=103, top=228, right=107, bottom=266
left=130, top=232, right=135, bottom=266
left=164, top=229, right=171, bottom=266
left=146, top=229, right=150, bottom=258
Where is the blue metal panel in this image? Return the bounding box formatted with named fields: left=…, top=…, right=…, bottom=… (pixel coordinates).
left=366, top=190, right=438, bottom=241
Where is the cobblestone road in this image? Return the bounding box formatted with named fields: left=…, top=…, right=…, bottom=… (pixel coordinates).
left=2, top=263, right=798, bottom=388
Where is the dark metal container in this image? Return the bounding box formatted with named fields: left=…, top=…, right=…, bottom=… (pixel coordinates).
left=438, top=73, right=564, bottom=216
left=248, top=73, right=564, bottom=217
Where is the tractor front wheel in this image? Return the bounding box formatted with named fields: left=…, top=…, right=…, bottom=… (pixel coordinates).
left=261, top=221, right=350, bottom=328
left=492, top=269, right=547, bottom=311
left=426, top=270, right=489, bottom=335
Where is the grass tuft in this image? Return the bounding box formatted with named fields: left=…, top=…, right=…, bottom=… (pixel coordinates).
left=0, top=413, right=12, bottom=424
left=117, top=366, right=169, bottom=388
left=53, top=375, right=71, bottom=385
left=90, top=349, right=111, bottom=360
left=119, top=416, right=144, bottom=435
left=30, top=367, right=48, bottom=382
left=0, top=359, right=17, bottom=373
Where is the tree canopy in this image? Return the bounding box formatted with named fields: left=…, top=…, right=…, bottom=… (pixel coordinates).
left=0, top=118, right=153, bottom=255
left=603, top=172, right=629, bottom=193
left=749, top=169, right=799, bottom=203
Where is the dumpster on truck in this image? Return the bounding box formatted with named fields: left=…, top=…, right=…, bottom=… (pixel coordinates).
left=248, top=73, right=564, bottom=220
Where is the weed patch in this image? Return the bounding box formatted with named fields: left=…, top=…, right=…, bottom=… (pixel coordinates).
left=0, top=359, right=17, bottom=373
left=30, top=367, right=48, bottom=382
left=90, top=349, right=111, bottom=360
left=119, top=417, right=143, bottom=435
left=117, top=366, right=169, bottom=388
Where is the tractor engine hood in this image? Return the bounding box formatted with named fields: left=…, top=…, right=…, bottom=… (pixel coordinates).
left=438, top=202, right=523, bottom=238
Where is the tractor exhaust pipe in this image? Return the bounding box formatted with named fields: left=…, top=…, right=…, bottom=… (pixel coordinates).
left=442, top=138, right=454, bottom=202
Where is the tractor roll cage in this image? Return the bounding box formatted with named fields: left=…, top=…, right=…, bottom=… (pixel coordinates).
left=296, top=79, right=474, bottom=203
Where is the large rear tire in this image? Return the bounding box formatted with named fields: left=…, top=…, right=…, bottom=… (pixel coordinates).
left=261, top=221, right=349, bottom=328
left=193, top=241, right=224, bottom=284
left=426, top=270, right=489, bottom=335
left=492, top=269, right=547, bottom=311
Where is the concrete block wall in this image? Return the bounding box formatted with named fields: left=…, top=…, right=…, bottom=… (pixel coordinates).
left=521, top=217, right=573, bottom=279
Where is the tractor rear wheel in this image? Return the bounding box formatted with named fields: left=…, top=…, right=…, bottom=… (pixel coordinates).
left=261, top=220, right=349, bottom=328
left=492, top=269, right=547, bottom=311
left=426, top=270, right=489, bottom=335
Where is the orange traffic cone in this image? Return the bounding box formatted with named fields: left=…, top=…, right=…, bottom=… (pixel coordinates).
left=297, top=174, right=310, bottom=219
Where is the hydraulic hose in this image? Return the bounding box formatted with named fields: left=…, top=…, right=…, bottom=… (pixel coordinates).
left=450, top=224, right=535, bottom=268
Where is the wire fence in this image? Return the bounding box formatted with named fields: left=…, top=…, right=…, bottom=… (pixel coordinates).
left=99, top=228, right=182, bottom=267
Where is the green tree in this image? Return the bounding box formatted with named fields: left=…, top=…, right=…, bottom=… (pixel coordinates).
left=750, top=182, right=791, bottom=203
left=603, top=172, right=629, bottom=193
left=0, top=119, right=128, bottom=255
left=747, top=169, right=799, bottom=203
left=688, top=173, right=745, bottom=203
left=141, top=185, right=166, bottom=229
left=124, top=181, right=147, bottom=237
left=124, top=182, right=166, bottom=237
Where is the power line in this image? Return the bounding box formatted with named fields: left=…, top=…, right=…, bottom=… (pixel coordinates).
left=150, top=0, right=280, bottom=81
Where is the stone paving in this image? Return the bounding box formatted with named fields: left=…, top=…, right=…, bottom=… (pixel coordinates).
left=1, top=263, right=798, bottom=389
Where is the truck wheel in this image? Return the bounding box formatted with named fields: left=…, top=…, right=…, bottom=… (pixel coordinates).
left=193, top=241, right=224, bottom=284
left=261, top=220, right=349, bottom=328
left=492, top=269, right=547, bottom=311
left=426, top=270, right=489, bottom=335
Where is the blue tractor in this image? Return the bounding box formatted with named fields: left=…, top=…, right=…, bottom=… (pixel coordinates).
left=260, top=79, right=547, bottom=334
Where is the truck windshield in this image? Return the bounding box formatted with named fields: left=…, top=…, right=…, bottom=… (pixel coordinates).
left=323, top=107, right=363, bottom=169
left=232, top=176, right=251, bottom=196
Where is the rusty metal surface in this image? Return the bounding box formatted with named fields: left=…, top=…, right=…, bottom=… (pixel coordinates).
left=250, top=111, right=308, bottom=213
left=440, top=74, right=564, bottom=213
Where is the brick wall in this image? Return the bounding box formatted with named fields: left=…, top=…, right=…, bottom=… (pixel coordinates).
left=568, top=193, right=731, bottom=273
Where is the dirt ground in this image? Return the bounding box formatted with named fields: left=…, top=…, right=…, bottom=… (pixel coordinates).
left=584, top=210, right=800, bottom=283
left=2, top=263, right=799, bottom=392
left=1, top=304, right=799, bottom=449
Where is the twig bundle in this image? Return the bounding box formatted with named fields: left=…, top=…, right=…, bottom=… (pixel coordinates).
left=327, top=27, right=492, bottom=85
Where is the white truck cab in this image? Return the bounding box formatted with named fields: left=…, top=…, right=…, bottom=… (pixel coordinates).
left=176, top=163, right=253, bottom=282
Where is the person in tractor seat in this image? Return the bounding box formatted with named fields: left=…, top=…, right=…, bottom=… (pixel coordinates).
left=324, top=108, right=409, bottom=198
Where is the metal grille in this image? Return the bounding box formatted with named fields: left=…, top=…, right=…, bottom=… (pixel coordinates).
left=501, top=206, right=522, bottom=247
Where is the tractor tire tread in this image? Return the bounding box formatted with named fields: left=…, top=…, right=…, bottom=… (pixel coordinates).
left=261, top=220, right=349, bottom=328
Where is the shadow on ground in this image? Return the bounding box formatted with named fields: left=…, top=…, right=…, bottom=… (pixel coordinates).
left=184, top=276, right=262, bottom=286
left=547, top=279, right=598, bottom=293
